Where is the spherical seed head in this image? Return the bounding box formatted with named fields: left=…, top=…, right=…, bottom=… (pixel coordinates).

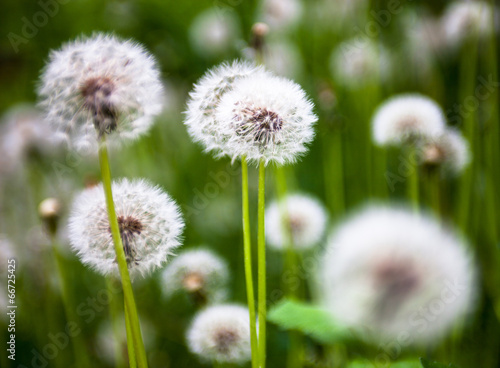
left=184, top=61, right=268, bottom=157
left=265, top=194, right=328, bottom=251
left=442, top=1, right=494, bottom=49
left=372, top=94, right=446, bottom=146
left=215, top=73, right=317, bottom=166
left=321, top=205, right=477, bottom=345
left=331, top=39, right=392, bottom=88
left=68, top=178, right=184, bottom=278
left=37, top=34, right=164, bottom=154
left=187, top=304, right=251, bottom=364
left=189, top=8, right=241, bottom=57
left=421, top=128, right=470, bottom=174
left=162, top=248, right=229, bottom=303
left=38, top=198, right=62, bottom=219
left=261, top=0, right=303, bottom=30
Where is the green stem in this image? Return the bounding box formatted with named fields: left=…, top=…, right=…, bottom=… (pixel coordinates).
left=124, top=302, right=138, bottom=368
left=407, top=147, right=419, bottom=211
left=241, top=157, right=259, bottom=368
left=106, top=278, right=128, bottom=368
left=257, top=160, right=266, bottom=368
left=98, top=138, right=148, bottom=368
left=52, top=238, right=91, bottom=368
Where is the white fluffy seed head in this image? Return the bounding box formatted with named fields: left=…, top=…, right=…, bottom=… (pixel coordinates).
left=187, top=304, right=251, bottom=364
left=161, top=248, right=229, bottom=303
left=442, top=1, right=495, bottom=49
left=215, top=73, right=317, bottom=166
left=330, top=39, right=392, bottom=88
left=265, top=194, right=328, bottom=251
left=189, top=8, right=241, bottom=57
left=184, top=61, right=268, bottom=156
left=68, top=178, right=184, bottom=278
left=372, top=94, right=446, bottom=146
left=421, top=128, right=470, bottom=174
left=37, top=33, right=164, bottom=154
left=261, top=0, right=303, bottom=30
left=321, top=205, right=477, bottom=345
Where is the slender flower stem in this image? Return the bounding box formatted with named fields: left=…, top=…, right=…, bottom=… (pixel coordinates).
left=52, top=238, right=91, bottom=368
left=407, top=147, right=419, bottom=211
left=98, top=138, right=148, bottom=368
left=257, top=160, right=267, bottom=368
left=241, top=157, right=259, bottom=368
left=124, top=302, right=138, bottom=368
left=106, top=277, right=128, bottom=368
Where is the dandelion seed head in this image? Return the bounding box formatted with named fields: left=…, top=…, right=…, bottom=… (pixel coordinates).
left=321, top=205, right=477, bottom=344
left=422, top=129, right=470, bottom=174
left=261, top=0, right=303, bottom=30
left=187, top=304, right=251, bottom=364
left=331, top=40, right=392, bottom=88
left=162, top=248, right=229, bottom=303
left=372, top=94, right=446, bottom=146
left=38, top=34, right=164, bottom=153
left=442, top=1, right=494, bottom=49
left=184, top=61, right=268, bottom=156
left=68, top=178, right=184, bottom=278
left=265, top=194, right=328, bottom=250
left=189, top=8, right=240, bottom=57
left=215, top=73, right=316, bottom=165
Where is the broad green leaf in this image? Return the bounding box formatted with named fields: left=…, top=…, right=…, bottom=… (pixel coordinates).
left=267, top=298, right=351, bottom=344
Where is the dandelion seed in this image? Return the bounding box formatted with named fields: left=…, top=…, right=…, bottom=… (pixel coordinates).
left=38, top=34, right=164, bottom=153
left=372, top=94, right=446, bottom=146
left=162, top=248, right=229, bottom=304
left=442, top=1, right=495, bottom=49
left=265, top=194, right=328, bottom=251
left=215, top=72, right=317, bottom=165
left=321, top=205, right=477, bottom=344
left=187, top=304, right=251, bottom=364
left=184, top=61, right=268, bottom=156
left=421, top=129, right=470, bottom=174
left=68, top=178, right=184, bottom=277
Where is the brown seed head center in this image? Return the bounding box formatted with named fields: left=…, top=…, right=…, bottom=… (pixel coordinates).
left=235, top=105, right=283, bottom=145
left=182, top=272, right=204, bottom=292
left=213, top=328, right=238, bottom=354
left=80, top=76, right=118, bottom=136
left=115, top=215, right=143, bottom=265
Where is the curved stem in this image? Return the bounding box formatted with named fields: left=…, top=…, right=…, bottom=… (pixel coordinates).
left=241, top=157, right=259, bottom=368
left=98, top=138, right=148, bottom=368
left=106, top=277, right=129, bottom=368
left=257, top=160, right=266, bottom=368
left=124, top=302, right=138, bottom=368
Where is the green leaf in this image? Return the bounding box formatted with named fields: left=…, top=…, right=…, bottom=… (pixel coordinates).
left=419, top=357, right=460, bottom=368
left=267, top=298, right=351, bottom=344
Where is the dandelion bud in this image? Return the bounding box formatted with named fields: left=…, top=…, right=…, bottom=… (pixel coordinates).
left=162, top=248, right=229, bottom=304
left=68, top=178, right=184, bottom=278
left=321, top=205, right=477, bottom=345
left=187, top=304, right=251, bottom=364
left=372, top=94, right=446, bottom=147
left=38, top=34, right=164, bottom=153
left=38, top=198, right=62, bottom=236
left=265, top=194, right=328, bottom=251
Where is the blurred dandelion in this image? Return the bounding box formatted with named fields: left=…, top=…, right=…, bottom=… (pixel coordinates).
left=442, top=1, right=495, bottom=49
left=321, top=205, right=477, bottom=344
left=189, top=8, right=241, bottom=57
left=372, top=94, right=446, bottom=146
left=421, top=128, right=470, bottom=174
left=187, top=304, right=251, bottom=364
left=68, top=178, right=184, bottom=278
left=38, top=34, right=164, bottom=153
left=162, top=248, right=229, bottom=304
left=260, top=0, right=303, bottom=31
left=265, top=194, right=328, bottom=251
